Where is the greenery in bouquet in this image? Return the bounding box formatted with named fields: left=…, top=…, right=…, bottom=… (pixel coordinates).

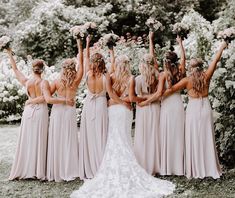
left=217, top=27, right=235, bottom=44
left=0, top=36, right=12, bottom=53
left=145, top=17, right=164, bottom=32
left=172, top=22, right=190, bottom=40
left=99, top=33, right=120, bottom=49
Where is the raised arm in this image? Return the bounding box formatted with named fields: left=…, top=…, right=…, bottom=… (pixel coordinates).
left=149, top=31, right=159, bottom=70
left=205, top=41, right=227, bottom=80
left=74, top=38, right=84, bottom=86
left=6, top=48, right=28, bottom=86
left=109, top=47, right=115, bottom=74
left=42, top=80, right=73, bottom=105
left=85, top=35, right=91, bottom=74
left=177, top=35, right=186, bottom=75
left=129, top=76, right=146, bottom=103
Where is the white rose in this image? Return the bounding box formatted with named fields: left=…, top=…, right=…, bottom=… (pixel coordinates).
left=3, top=97, right=8, bottom=102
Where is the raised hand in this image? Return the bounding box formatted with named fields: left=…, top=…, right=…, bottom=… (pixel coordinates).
left=221, top=40, right=228, bottom=49
left=86, top=35, right=92, bottom=44
left=176, top=35, right=182, bottom=44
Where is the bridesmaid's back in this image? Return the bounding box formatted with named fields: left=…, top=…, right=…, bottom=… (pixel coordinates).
left=26, top=78, right=43, bottom=98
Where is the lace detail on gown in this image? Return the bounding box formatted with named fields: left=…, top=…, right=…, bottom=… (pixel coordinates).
left=71, top=105, right=175, bottom=198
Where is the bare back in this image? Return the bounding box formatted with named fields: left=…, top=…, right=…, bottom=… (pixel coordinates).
left=25, top=78, right=43, bottom=98
left=53, top=79, right=78, bottom=100
left=86, top=71, right=106, bottom=94
left=186, top=77, right=210, bottom=98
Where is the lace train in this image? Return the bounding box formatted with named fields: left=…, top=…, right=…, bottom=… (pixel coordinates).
left=71, top=105, right=175, bottom=198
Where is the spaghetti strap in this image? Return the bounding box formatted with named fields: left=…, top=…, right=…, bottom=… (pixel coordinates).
left=102, top=74, right=106, bottom=92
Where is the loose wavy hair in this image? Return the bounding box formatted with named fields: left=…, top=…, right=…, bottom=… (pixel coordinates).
left=61, top=58, right=77, bottom=87
left=90, top=53, right=106, bottom=75
left=112, top=55, right=131, bottom=93
left=164, top=51, right=182, bottom=87
left=189, top=58, right=207, bottom=95
left=139, top=53, right=158, bottom=87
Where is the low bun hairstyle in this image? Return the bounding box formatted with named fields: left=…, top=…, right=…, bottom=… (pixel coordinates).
left=139, top=53, right=158, bottom=87
left=32, top=59, right=44, bottom=74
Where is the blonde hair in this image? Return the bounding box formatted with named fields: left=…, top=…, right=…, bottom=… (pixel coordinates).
left=112, top=55, right=131, bottom=93
left=90, top=53, right=106, bottom=75
left=61, top=58, right=77, bottom=87
left=32, top=59, right=44, bottom=74
left=139, top=54, right=158, bottom=86
left=164, top=51, right=182, bottom=87
left=189, top=58, right=207, bottom=95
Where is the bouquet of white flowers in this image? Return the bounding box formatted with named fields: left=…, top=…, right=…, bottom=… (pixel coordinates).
left=83, top=22, right=97, bottom=35
left=172, top=22, right=190, bottom=40
left=0, top=36, right=11, bottom=51
left=99, top=33, right=120, bottom=49
left=146, top=17, right=164, bottom=32
left=217, top=27, right=235, bottom=44
left=70, top=22, right=97, bottom=39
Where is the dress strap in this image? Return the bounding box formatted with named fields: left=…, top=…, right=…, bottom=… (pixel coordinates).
left=102, top=74, right=106, bottom=92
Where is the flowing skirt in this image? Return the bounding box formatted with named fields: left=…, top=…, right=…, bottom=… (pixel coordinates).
left=9, top=103, right=48, bottom=180
left=71, top=104, right=175, bottom=198
left=160, top=93, right=185, bottom=176
left=134, top=102, right=161, bottom=175
left=79, top=95, right=108, bottom=179
left=185, top=97, right=222, bottom=179
left=47, top=104, right=79, bottom=182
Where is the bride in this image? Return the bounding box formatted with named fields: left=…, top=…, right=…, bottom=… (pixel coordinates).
left=71, top=53, right=175, bottom=198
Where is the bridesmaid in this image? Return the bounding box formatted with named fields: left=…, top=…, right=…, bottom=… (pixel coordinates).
left=130, top=31, right=161, bottom=175
left=6, top=48, right=48, bottom=180
left=79, top=36, right=126, bottom=179
left=140, top=35, right=186, bottom=176
left=44, top=38, right=83, bottom=182
left=164, top=41, right=227, bottom=179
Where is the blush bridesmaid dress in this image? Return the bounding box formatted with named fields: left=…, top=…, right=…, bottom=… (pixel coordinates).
left=159, top=81, right=185, bottom=176
left=79, top=74, right=108, bottom=179
left=9, top=82, right=48, bottom=180
left=134, top=75, right=161, bottom=175
left=185, top=97, right=222, bottom=179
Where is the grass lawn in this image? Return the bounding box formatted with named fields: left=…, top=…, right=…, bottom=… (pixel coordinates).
left=0, top=125, right=234, bottom=198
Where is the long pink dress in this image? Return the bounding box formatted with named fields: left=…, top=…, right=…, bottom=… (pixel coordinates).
left=79, top=74, right=108, bottom=179
left=47, top=100, right=79, bottom=182
left=9, top=83, right=48, bottom=180
left=134, top=75, right=161, bottom=174
left=160, top=81, right=185, bottom=176
left=185, top=97, right=222, bottom=179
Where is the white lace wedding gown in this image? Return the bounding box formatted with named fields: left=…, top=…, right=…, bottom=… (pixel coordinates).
left=71, top=104, right=175, bottom=198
